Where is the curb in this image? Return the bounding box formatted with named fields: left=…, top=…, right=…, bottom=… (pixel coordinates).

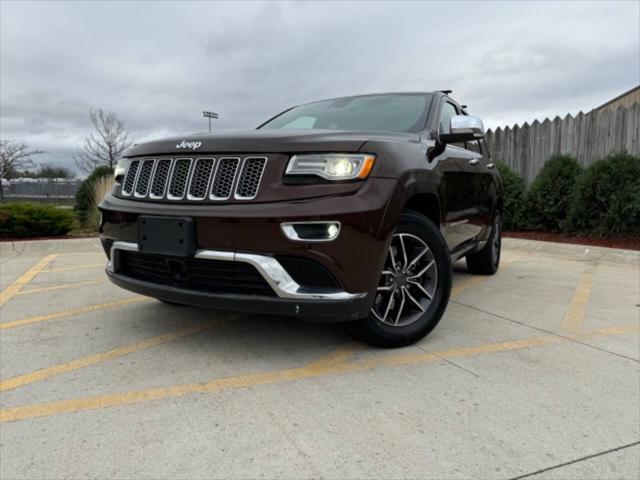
left=502, top=238, right=639, bottom=266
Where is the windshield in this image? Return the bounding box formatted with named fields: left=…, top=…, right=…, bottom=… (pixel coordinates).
left=259, top=94, right=432, bottom=133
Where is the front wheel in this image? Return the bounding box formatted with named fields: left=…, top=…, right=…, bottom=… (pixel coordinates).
left=346, top=211, right=452, bottom=348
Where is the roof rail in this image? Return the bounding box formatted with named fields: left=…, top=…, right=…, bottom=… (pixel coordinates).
left=439, top=90, right=452, bottom=95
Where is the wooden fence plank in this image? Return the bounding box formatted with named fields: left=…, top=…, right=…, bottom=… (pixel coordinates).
left=486, top=102, right=639, bottom=183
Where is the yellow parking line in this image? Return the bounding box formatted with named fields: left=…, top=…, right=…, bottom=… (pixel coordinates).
left=561, top=268, right=594, bottom=332
left=0, top=321, right=221, bottom=392
left=0, top=297, right=149, bottom=330
left=58, top=252, right=103, bottom=256
left=303, top=342, right=359, bottom=371
left=0, top=255, right=58, bottom=306
left=1, top=324, right=635, bottom=423
left=0, top=344, right=359, bottom=423
left=452, top=276, right=486, bottom=297
left=14, top=281, right=100, bottom=296
left=41, top=263, right=104, bottom=273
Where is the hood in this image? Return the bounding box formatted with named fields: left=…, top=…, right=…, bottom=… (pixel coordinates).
left=124, top=129, right=420, bottom=157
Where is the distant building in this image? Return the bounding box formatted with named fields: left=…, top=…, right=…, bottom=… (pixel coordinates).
left=592, top=85, right=640, bottom=113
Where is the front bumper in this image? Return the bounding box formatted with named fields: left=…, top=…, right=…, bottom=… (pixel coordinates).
left=107, top=271, right=371, bottom=322
left=99, top=178, right=400, bottom=321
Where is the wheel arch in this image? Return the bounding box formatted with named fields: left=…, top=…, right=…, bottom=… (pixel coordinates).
left=404, top=192, right=442, bottom=228
left=377, top=173, right=442, bottom=241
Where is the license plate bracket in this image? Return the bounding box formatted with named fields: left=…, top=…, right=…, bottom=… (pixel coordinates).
left=138, top=216, right=196, bottom=257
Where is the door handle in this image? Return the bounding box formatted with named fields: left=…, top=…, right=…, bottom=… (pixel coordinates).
left=487, top=163, right=495, bottom=169
left=469, top=158, right=480, bottom=166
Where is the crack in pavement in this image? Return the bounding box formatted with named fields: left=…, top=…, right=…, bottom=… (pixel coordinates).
left=451, top=299, right=640, bottom=364
left=509, top=441, right=640, bottom=480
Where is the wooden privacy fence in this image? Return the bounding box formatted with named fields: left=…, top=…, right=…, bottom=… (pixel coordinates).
left=484, top=102, right=640, bottom=184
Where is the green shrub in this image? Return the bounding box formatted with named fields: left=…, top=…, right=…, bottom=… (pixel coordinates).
left=75, top=165, right=113, bottom=225
left=0, top=202, right=74, bottom=238
left=526, top=155, right=582, bottom=231
left=566, top=152, right=640, bottom=236
left=496, top=162, right=527, bottom=230
left=86, top=173, right=114, bottom=228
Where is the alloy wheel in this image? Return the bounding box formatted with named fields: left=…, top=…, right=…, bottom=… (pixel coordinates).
left=371, top=233, right=438, bottom=327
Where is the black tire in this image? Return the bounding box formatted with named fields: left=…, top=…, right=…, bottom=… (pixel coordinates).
left=157, top=299, right=186, bottom=306
left=465, top=212, right=501, bottom=275
left=346, top=210, right=452, bottom=348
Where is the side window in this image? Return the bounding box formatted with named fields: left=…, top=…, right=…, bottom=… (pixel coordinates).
left=466, top=140, right=481, bottom=154
left=439, top=102, right=458, bottom=134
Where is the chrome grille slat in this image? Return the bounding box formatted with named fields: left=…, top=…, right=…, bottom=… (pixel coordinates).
left=149, top=159, right=173, bottom=199
left=122, top=160, right=141, bottom=196
left=167, top=158, right=193, bottom=200
left=235, top=157, right=267, bottom=200
left=187, top=158, right=215, bottom=200
left=134, top=159, right=155, bottom=198
left=210, top=157, right=240, bottom=200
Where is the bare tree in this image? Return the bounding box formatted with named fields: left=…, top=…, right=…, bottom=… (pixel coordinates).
left=0, top=140, right=45, bottom=197
left=0, top=140, right=44, bottom=179
left=74, top=108, right=132, bottom=173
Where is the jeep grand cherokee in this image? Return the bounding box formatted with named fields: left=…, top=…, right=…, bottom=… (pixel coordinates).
left=99, top=92, right=502, bottom=347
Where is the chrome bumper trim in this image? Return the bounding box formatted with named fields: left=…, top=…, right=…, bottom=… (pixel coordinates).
left=107, top=241, right=365, bottom=301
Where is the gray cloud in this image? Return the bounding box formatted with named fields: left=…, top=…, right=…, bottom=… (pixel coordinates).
left=1, top=0, right=638, bottom=174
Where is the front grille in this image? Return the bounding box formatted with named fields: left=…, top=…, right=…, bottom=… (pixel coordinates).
left=120, top=155, right=267, bottom=202
left=276, top=256, right=342, bottom=289
left=119, top=251, right=276, bottom=297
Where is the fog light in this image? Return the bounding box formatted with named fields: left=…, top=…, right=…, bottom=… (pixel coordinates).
left=281, top=222, right=341, bottom=242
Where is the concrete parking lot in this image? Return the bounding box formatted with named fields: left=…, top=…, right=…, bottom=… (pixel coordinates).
left=0, top=237, right=638, bottom=479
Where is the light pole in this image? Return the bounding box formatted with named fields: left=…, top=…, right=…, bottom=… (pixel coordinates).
left=202, top=111, right=219, bottom=132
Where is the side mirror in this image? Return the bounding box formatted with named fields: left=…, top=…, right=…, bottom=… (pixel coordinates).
left=439, top=115, right=485, bottom=144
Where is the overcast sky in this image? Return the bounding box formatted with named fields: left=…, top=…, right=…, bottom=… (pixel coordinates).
left=1, top=0, right=639, bottom=174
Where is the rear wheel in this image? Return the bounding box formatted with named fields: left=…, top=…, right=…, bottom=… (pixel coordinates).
left=465, top=212, right=501, bottom=275
left=346, top=211, right=452, bottom=348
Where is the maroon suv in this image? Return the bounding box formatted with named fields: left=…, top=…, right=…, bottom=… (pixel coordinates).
left=99, top=92, right=502, bottom=347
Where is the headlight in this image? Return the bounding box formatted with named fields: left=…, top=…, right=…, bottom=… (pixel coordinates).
left=285, top=154, right=376, bottom=181
left=114, top=159, right=131, bottom=184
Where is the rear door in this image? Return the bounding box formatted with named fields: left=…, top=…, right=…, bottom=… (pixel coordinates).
left=465, top=138, right=494, bottom=232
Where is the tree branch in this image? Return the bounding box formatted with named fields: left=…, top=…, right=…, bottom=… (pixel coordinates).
left=74, top=107, right=133, bottom=173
